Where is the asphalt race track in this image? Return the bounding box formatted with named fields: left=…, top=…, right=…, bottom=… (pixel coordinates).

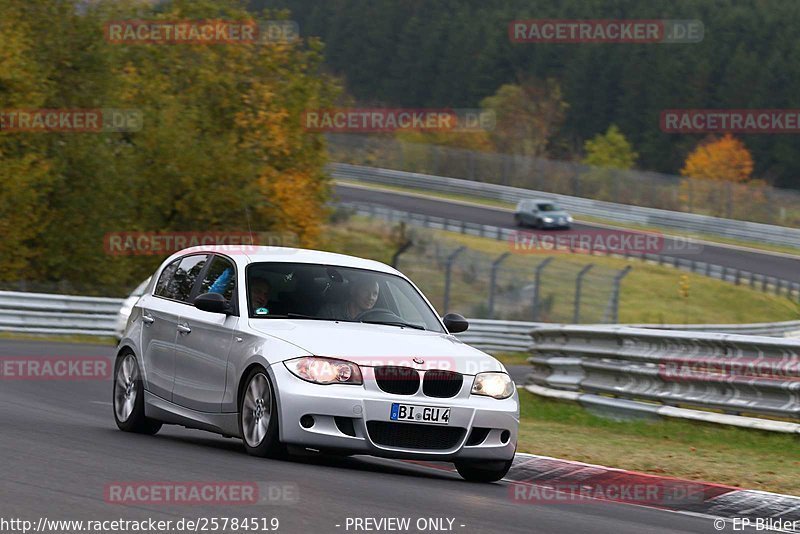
left=0, top=339, right=753, bottom=534
left=335, top=184, right=800, bottom=284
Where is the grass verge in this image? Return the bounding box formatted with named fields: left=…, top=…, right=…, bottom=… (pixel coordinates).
left=321, top=217, right=799, bottom=324
left=0, top=332, right=117, bottom=345
left=516, top=390, right=800, bottom=495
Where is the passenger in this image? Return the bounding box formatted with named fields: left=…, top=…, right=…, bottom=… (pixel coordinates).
left=249, top=276, right=272, bottom=315
left=320, top=278, right=379, bottom=320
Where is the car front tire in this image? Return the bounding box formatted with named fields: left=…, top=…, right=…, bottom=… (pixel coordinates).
left=239, top=367, right=286, bottom=458
left=113, top=351, right=162, bottom=435
left=454, top=458, right=513, bottom=483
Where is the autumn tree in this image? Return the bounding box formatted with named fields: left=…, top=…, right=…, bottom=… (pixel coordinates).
left=681, top=134, right=754, bottom=183
left=578, top=125, right=638, bottom=203
left=479, top=79, right=567, bottom=157
left=583, top=125, right=637, bottom=170
left=679, top=135, right=757, bottom=217
left=0, top=0, right=339, bottom=294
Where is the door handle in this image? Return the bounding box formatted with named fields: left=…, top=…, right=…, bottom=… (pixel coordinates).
left=142, top=313, right=155, bottom=325
left=177, top=323, right=192, bottom=335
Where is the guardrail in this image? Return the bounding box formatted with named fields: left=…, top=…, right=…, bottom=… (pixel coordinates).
left=454, top=319, right=800, bottom=353
left=337, top=200, right=800, bottom=300
left=0, top=291, right=122, bottom=336
left=526, top=325, right=800, bottom=433
left=329, top=162, right=800, bottom=248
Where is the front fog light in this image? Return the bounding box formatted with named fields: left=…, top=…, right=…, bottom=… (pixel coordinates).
left=285, top=356, right=363, bottom=385
left=471, top=372, right=514, bottom=399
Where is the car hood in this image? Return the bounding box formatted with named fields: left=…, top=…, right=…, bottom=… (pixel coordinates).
left=248, top=319, right=504, bottom=375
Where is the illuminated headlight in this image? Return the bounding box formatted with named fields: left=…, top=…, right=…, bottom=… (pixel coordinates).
left=284, top=356, right=363, bottom=385
left=471, top=372, right=514, bottom=399
left=567, top=216, right=574, bottom=222
left=542, top=217, right=554, bottom=223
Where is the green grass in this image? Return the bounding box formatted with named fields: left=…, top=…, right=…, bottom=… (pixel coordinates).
left=517, top=390, right=800, bottom=495
left=337, top=179, right=800, bottom=257
left=430, top=226, right=800, bottom=324
left=489, top=352, right=530, bottom=366
left=0, top=332, right=117, bottom=345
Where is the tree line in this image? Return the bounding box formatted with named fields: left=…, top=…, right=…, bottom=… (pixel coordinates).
left=252, top=0, right=800, bottom=188
left=1, top=0, right=337, bottom=294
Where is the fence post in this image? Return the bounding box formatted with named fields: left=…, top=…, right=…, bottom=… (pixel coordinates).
left=610, top=266, right=633, bottom=324
left=573, top=264, right=595, bottom=323
left=532, top=257, right=555, bottom=321
left=443, top=246, right=466, bottom=314
left=488, top=252, right=511, bottom=319
left=391, top=241, right=413, bottom=268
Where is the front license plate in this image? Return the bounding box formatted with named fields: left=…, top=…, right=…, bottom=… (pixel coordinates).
left=390, top=403, right=450, bottom=425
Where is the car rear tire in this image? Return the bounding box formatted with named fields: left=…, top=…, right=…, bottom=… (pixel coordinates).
left=239, top=367, right=286, bottom=459
left=514, top=214, right=523, bottom=227
left=113, top=351, right=162, bottom=435
left=454, top=458, right=513, bottom=483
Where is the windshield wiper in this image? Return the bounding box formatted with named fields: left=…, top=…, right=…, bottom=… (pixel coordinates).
left=360, top=320, right=426, bottom=330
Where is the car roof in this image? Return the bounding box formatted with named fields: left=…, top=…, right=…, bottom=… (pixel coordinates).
left=521, top=199, right=556, bottom=204
left=167, top=245, right=403, bottom=277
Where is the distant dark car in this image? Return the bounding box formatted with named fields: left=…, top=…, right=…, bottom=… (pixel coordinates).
left=514, top=199, right=573, bottom=229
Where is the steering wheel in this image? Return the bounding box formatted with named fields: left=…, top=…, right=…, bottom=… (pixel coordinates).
left=353, top=307, right=401, bottom=322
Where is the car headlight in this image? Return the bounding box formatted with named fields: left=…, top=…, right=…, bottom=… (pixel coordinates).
left=471, top=372, right=514, bottom=399
left=542, top=217, right=554, bottom=223
left=284, top=356, right=363, bottom=385
left=567, top=215, right=574, bottom=222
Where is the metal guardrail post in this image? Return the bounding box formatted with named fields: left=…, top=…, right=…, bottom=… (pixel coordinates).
left=442, top=246, right=466, bottom=314
left=609, top=265, right=633, bottom=324
left=488, top=252, right=511, bottom=319
left=573, top=264, right=595, bottom=323
left=532, top=257, right=555, bottom=321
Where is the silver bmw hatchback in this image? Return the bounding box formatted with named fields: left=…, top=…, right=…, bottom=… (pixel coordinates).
left=114, top=246, right=519, bottom=482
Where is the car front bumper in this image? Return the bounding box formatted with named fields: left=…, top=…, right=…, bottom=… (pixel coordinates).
left=269, top=363, right=519, bottom=462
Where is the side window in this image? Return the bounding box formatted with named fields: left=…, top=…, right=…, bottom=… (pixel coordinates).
left=155, top=255, right=208, bottom=303
left=154, top=259, right=180, bottom=299
left=198, top=256, right=236, bottom=303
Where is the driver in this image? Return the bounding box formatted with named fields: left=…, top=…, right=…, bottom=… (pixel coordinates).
left=321, top=277, right=379, bottom=320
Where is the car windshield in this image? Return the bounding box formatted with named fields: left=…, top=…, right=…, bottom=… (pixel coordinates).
left=246, top=263, right=444, bottom=332
left=536, top=203, right=559, bottom=212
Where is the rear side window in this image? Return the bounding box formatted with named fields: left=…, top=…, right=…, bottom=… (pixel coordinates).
left=198, top=256, right=236, bottom=304
left=154, top=254, right=208, bottom=303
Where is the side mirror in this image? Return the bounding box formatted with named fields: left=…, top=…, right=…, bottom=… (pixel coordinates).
left=194, top=292, right=230, bottom=314
left=443, top=313, right=469, bottom=334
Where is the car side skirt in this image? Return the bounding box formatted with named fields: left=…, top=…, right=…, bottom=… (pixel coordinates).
left=144, top=390, right=241, bottom=439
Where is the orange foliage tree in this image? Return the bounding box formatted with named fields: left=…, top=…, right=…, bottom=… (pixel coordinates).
left=679, top=135, right=761, bottom=217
